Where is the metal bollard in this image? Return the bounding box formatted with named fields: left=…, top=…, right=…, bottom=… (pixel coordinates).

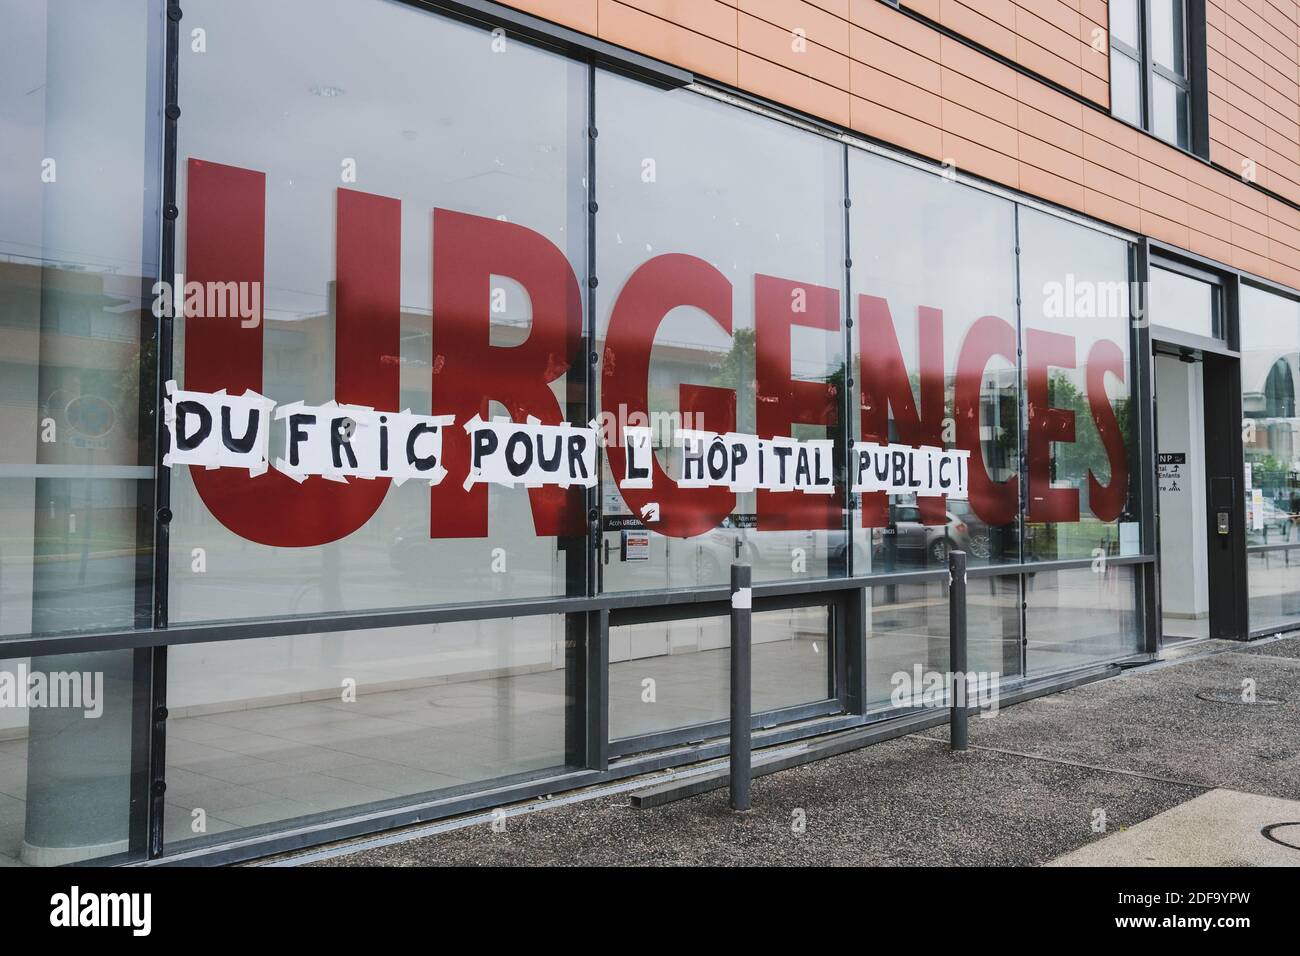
left=948, top=549, right=969, bottom=752
left=729, top=563, right=752, bottom=810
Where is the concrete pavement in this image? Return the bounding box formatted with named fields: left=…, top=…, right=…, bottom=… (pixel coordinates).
left=292, top=633, right=1300, bottom=867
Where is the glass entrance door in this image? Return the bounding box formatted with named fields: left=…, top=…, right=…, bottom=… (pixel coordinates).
left=1155, top=351, right=1211, bottom=641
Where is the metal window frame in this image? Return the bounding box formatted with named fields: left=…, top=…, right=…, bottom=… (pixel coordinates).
left=9, top=0, right=1177, bottom=867
left=1147, top=254, right=1230, bottom=346
left=1112, top=0, right=1206, bottom=155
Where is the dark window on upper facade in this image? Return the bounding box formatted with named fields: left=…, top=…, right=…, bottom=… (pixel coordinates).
left=1110, top=0, right=1209, bottom=157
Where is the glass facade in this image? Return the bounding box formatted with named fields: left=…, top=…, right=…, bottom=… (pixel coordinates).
left=1242, top=285, right=1300, bottom=633
left=1018, top=208, right=1137, bottom=564
left=594, top=73, right=846, bottom=592
left=1025, top=566, right=1141, bottom=675
left=0, top=0, right=162, bottom=865
left=0, top=0, right=160, bottom=638
left=609, top=606, right=832, bottom=742
left=4, top=0, right=1257, bottom=867
left=850, top=152, right=1020, bottom=573
left=171, top=0, right=589, bottom=622
left=164, top=617, right=570, bottom=851
left=864, top=576, right=1022, bottom=711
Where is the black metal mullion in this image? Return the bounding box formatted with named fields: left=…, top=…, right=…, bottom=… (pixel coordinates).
left=840, top=142, right=864, bottom=713
left=1135, top=239, right=1162, bottom=654
left=1140, top=0, right=1155, bottom=132
left=582, top=62, right=607, bottom=771
left=140, top=0, right=183, bottom=862
left=1013, top=204, right=1030, bottom=676
left=1186, top=0, right=1211, bottom=159
left=1226, top=272, right=1248, bottom=638
left=584, top=609, right=609, bottom=769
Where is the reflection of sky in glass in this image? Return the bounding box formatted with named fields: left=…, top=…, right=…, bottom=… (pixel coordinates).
left=595, top=73, right=843, bottom=381
left=1018, top=206, right=1132, bottom=405
left=851, top=151, right=1016, bottom=371
left=1017, top=206, right=1133, bottom=556
left=0, top=0, right=156, bottom=274
left=176, top=0, right=585, bottom=326
left=1149, top=266, right=1213, bottom=338
left=1241, top=284, right=1300, bottom=400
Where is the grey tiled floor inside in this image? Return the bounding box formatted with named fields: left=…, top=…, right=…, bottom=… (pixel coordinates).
left=0, top=634, right=829, bottom=864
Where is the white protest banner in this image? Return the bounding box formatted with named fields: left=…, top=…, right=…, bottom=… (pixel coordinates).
left=164, top=388, right=968, bottom=502
left=163, top=381, right=275, bottom=477
left=462, top=415, right=598, bottom=491
left=673, top=429, right=835, bottom=494
left=851, top=442, right=969, bottom=496
left=273, top=402, right=453, bottom=486
left=620, top=426, right=656, bottom=489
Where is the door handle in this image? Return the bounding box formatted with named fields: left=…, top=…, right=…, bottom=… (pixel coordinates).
left=1216, top=511, right=1230, bottom=535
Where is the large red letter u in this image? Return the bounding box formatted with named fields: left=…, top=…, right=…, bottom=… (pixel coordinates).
left=184, top=159, right=400, bottom=547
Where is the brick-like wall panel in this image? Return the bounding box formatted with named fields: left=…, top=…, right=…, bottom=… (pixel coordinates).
left=497, top=0, right=1300, bottom=291
left=1207, top=0, right=1300, bottom=211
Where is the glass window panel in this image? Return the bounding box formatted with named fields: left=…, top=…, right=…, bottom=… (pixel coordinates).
left=865, top=575, right=1022, bottom=712
left=594, top=73, right=846, bottom=592
left=164, top=616, right=570, bottom=852
left=1247, top=550, right=1300, bottom=632
left=1241, top=285, right=1300, bottom=630
left=608, top=606, right=832, bottom=741
left=1110, top=50, right=1143, bottom=127
left=1152, top=75, right=1190, bottom=149
left=173, top=0, right=589, bottom=623
left=1151, top=0, right=1187, bottom=75
left=0, top=0, right=160, bottom=639
left=1149, top=267, right=1216, bottom=337
left=0, top=0, right=159, bottom=868
left=0, top=649, right=140, bottom=866
left=1018, top=208, right=1138, bottom=562
left=850, top=152, right=1021, bottom=573
left=1025, top=565, right=1140, bottom=675
left=1110, top=0, right=1141, bottom=49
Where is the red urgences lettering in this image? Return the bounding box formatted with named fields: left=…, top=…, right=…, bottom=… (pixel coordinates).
left=183, top=159, right=1129, bottom=546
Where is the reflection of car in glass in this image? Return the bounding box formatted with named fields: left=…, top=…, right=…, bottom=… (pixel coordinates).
left=1247, top=497, right=1298, bottom=545
left=694, top=518, right=829, bottom=579
left=871, top=505, right=972, bottom=564
left=944, top=499, right=989, bottom=559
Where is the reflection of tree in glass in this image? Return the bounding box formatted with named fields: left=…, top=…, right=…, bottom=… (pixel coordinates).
left=1047, top=370, right=1131, bottom=495
left=710, top=327, right=756, bottom=433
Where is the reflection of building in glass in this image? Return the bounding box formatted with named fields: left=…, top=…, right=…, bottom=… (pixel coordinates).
left=1244, top=351, right=1300, bottom=469
left=0, top=259, right=152, bottom=637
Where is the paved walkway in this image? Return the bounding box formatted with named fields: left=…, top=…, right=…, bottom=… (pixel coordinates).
left=296, top=634, right=1300, bottom=866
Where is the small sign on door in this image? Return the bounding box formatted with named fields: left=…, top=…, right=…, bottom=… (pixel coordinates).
left=621, top=529, right=650, bottom=561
